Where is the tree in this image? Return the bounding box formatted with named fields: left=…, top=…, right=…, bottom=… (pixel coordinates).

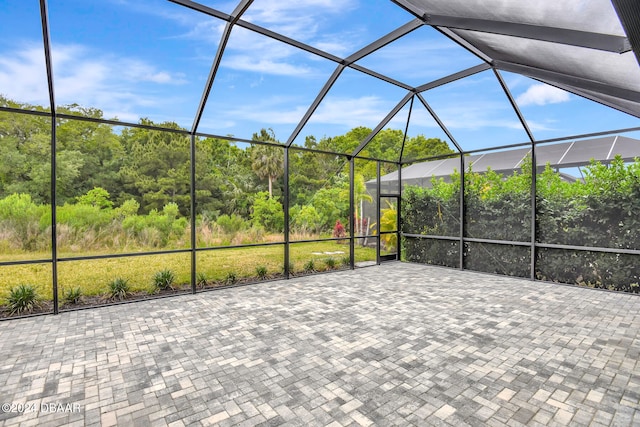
left=251, top=191, right=284, bottom=233
left=250, top=129, right=284, bottom=198
left=402, top=135, right=454, bottom=161
left=76, top=187, right=113, bottom=209
left=118, top=121, right=191, bottom=214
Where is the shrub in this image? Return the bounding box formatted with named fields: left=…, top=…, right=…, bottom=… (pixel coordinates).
left=256, top=265, right=268, bottom=280
left=196, top=272, right=208, bottom=288
left=114, top=198, right=140, bottom=218
left=325, top=257, right=336, bottom=270
left=332, top=219, right=346, bottom=240
left=0, top=194, right=49, bottom=250
left=7, top=284, right=39, bottom=315
left=56, top=203, right=113, bottom=231
left=250, top=192, right=284, bottom=233
left=303, top=259, right=315, bottom=273
left=341, top=256, right=351, bottom=266
left=122, top=204, right=188, bottom=247
left=403, top=156, right=640, bottom=293
left=153, top=269, right=176, bottom=291
left=76, top=187, right=113, bottom=209
left=216, top=214, right=248, bottom=234
left=108, top=278, right=130, bottom=301
left=292, top=205, right=322, bottom=234
left=224, top=271, right=237, bottom=285
left=62, top=287, right=82, bottom=305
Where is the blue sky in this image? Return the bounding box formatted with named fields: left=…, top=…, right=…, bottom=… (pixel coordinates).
left=1, top=0, right=639, bottom=152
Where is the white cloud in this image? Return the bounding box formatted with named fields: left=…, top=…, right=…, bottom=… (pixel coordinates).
left=0, top=45, right=50, bottom=105
left=242, top=0, right=352, bottom=40
left=357, top=37, right=480, bottom=83
left=425, top=101, right=524, bottom=131
left=516, top=83, right=570, bottom=106
left=309, top=96, right=392, bottom=127
left=212, top=96, right=309, bottom=126
left=180, top=1, right=357, bottom=73
left=0, top=43, right=189, bottom=121
left=201, top=94, right=393, bottom=134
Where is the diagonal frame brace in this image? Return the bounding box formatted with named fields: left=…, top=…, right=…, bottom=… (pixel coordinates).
left=351, top=91, right=414, bottom=157
left=285, top=65, right=346, bottom=146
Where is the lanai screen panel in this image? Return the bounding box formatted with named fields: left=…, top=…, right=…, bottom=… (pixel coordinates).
left=0, top=1, right=50, bottom=109
left=401, top=0, right=640, bottom=119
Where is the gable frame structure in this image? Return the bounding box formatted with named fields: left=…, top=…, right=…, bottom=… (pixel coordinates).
left=1, top=0, right=640, bottom=318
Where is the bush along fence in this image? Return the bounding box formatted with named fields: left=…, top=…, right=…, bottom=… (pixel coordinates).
left=402, top=155, right=640, bottom=293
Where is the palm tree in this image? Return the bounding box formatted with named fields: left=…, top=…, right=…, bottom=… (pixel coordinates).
left=251, top=129, right=284, bottom=198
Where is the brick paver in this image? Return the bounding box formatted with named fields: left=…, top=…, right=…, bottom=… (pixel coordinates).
left=1, top=262, right=639, bottom=426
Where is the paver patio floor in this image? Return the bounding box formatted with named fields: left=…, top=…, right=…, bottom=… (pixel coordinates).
left=1, top=262, right=639, bottom=426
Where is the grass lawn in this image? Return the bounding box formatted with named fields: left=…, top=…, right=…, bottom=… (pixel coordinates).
left=0, top=241, right=377, bottom=304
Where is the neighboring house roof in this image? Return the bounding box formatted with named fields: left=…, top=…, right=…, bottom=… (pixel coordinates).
left=369, top=135, right=640, bottom=190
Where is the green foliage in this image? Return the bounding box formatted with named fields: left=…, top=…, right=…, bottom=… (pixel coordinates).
left=118, top=123, right=191, bottom=215
left=108, top=278, right=130, bottom=301
left=251, top=130, right=284, bottom=197
left=62, top=287, right=82, bottom=305
left=255, top=265, right=268, bottom=280
left=76, top=187, right=113, bottom=209
left=292, top=205, right=322, bottom=234
left=373, top=200, right=397, bottom=250
left=402, top=185, right=459, bottom=237
left=122, top=203, right=188, bottom=247
left=224, top=271, right=238, bottom=285
left=402, top=135, right=454, bottom=161
left=325, top=257, right=336, bottom=269
left=303, top=259, right=315, bottom=273
left=341, top=256, right=351, bottom=266
left=0, top=193, right=49, bottom=250
left=250, top=192, right=284, bottom=233
left=403, top=155, right=640, bottom=291
left=114, top=198, right=140, bottom=218
left=216, top=214, right=248, bottom=234
left=56, top=202, right=113, bottom=231
left=196, top=272, right=208, bottom=288
left=404, top=238, right=459, bottom=268
left=7, top=284, right=39, bottom=315
left=153, top=269, right=176, bottom=291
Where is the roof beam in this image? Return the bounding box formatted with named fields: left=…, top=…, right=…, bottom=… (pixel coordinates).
left=425, top=14, right=631, bottom=54
left=173, top=0, right=416, bottom=93
left=236, top=19, right=342, bottom=63
left=493, top=69, right=535, bottom=142
left=349, top=64, right=413, bottom=91
left=495, top=60, right=640, bottom=104
left=392, top=0, right=493, bottom=65
left=351, top=92, right=414, bottom=157
left=344, top=19, right=423, bottom=64
left=416, top=63, right=490, bottom=93
left=229, top=0, right=253, bottom=23
left=169, top=0, right=230, bottom=21
left=191, top=22, right=233, bottom=133
left=39, top=0, right=55, bottom=112
left=391, top=0, right=631, bottom=53
left=436, top=27, right=493, bottom=63
left=611, top=0, right=640, bottom=66
left=398, top=96, right=414, bottom=161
